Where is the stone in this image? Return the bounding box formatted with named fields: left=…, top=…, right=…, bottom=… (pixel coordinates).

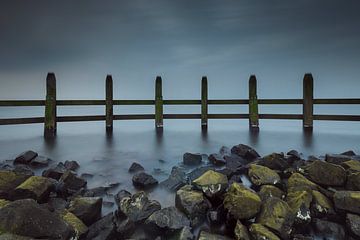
left=192, top=170, right=228, bottom=198
left=64, top=160, right=80, bottom=171
left=84, top=186, right=109, bottom=197
left=198, top=231, right=233, bottom=240
left=42, top=162, right=66, bottom=180
left=59, top=170, right=87, bottom=192
left=287, top=173, right=318, bottom=192
left=310, top=190, right=335, bottom=217
left=85, top=213, right=116, bottom=240
left=286, top=190, right=312, bottom=224
left=208, top=153, right=226, bottom=166
left=145, top=206, right=190, bottom=232
left=29, top=156, right=51, bottom=168
left=0, top=199, right=74, bottom=239
left=11, top=176, right=54, bottom=202
left=223, top=182, right=261, bottom=219
left=341, top=160, right=360, bottom=173
left=128, top=162, right=145, bottom=173
left=287, top=150, right=301, bottom=160
left=333, top=191, right=360, bottom=214
left=113, top=212, right=135, bottom=238
left=0, top=233, right=34, bottom=239
left=248, top=164, right=281, bottom=186
left=0, top=199, right=10, bottom=209
left=12, top=165, right=33, bottom=176
left=183, top=153, right=202, bottom=165
left=132, top=172, right=158, bottom=189
left=234, top=220, right=250, bottom=240
left=346, top=172, right=360, bottom=190
left=224, top=155, right=245, bottom=170
left=160, top=166, right=187, bottom=191
left=175, top=185, right=210, bottom=225
left=341, top=150, right=357, bottom=156
left=303, top=160, right=347, bottom=186
left=187, top=166, right=214, bottom=181
left=258, top=185, right=284, bottom=201
left=0, top=171, right=30, bottom=199
left=259, top=153, right=289, bottom=171
left=249, top=224, right=280, bottom=240
left=13, top=150, right=38, bottom=165
left=169, top=226, right=194, bottom=240
left=325, top=154, right=353, bottom=164
left=257, top=197, right=293, bottom=239
left=46, top=197, right=68, bottom=211
left=231, top=144, right=260, bottom=161
left=346, top=213, right=360, bottom=238
left=114, top=189, right=132, bottom=207
left=61, top=210, right=88, bottom=239
left=69, top=197, right=102, bottom=226
left=118, top=191, right=161, bottom=222
left=313, top=219, right=345, bottom=240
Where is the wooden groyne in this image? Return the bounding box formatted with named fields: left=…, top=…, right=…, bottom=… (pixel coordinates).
left=0, top=73, right=360, bottom=137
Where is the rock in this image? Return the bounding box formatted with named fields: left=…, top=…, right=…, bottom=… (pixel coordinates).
left=169, top=226, right=194, bottom=240
left=0, top=233, right=35, bottom=239
left=12, top=165, right=34, bottom=176
left=128, top=162, right=145, bottom=173
left=341, top=150, right=357, bottom=156
left=257, top=197, right=293, bottom=239
left=61, top=210, right=88, bottom=239
left=223, top=182, right=261, bottom=219
left=234, top=220, right=250, bottom=240
left=198, top=231, right=233, bottom=240
left=310, top=190, right=335, bottom=217
left=11, top=176, right=54, bottom=202
left=0, top=199, right=74, bottom=239
left=347, top=172, right=360, bottom=190
left=286, top=190, right=312, bottom=224
left=69, top=197, right=102, bottom=226
left=113, top=212, right=135, bottom=238
left=313, top=218, right=345, bottom=240
left=114, top=189, right=132, bottom=207
left=208, top=153, right=226, bottom=166
left=249, top=224, right=280, bottom=240
left=175, top=185, right=211, bottom=225
left=287, top=150, right=301, bottom=160
left=192, top=170, right=228, bottom=198
left=64, top=160, right=80, bottom=171
left=325, top=154, right=353, bottom=164
left=132, top=172, right=158, bottom=189
left=229, top=174, right=243, bottom=185
left=333, top=191, right=360, bottom=214
left=187, top=166, right=214, bottom=181
left=59, top=170, right=87, bottom=192
left=303, top=160, right=347, bottom=186
left=160, top=166, right=187, bottom=191
left=346, top=213, right=360, bottom=238
left=0, top=171, right=30, bottom=199
left=85, top=213, right=116, bottom=240
left=145, top=206, right=190, bottom=232
left=258, top=185, right=284, bottom=201
left=13, top=150, right=38, bottom=165
left=118, top=191, right=161, bottom=222
left=46, top=197, right=69, bottom=211
left=84, top=186, right=109, bottom=197
left=29, top=156, right=51, bottom=168
left=341, top=160, right=360, bottom=173
left=292, top=234, right=314, bottom=240
left=259, top=153, right=289, bottom=171
left=42, top=162, right=66, bottom=180
left=231, top=144, right=260, bottom=161
left=248, top=164, right=281, bottom=186
left=183, top=153, right=202, bottom=165
left=287, top=173, right=318, bottom=192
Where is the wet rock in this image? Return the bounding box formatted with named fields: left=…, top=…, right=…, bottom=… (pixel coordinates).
left=69, top=197, right=102, bottom=226
left=129, top=162, right=145, bottom=173
left=61, top=210, right=88, bottom=239
left=303, top=160, right=347, bottom=186
left=325, top=154, right=353, bottom=164
left=231, top=144, right=260, bottom=161
left=0, top=171, right=30, bottom=199
left=0, top=199, right=74, bottom=239
left=313, top=218, right=345, bottom=240
left=145, top=206, right=190, bottom=232
left=229, top=174, right=243, bottom=185
left=132, top=172, right=158, bottom=189
left=113, top=212, right=136, bottom=238
left=64, top=160, right=80, bottom=171
left=187, top=166, right=214, bottom=181
left=12, top=165, right=34, bottom=176
left=13, top=150, right=38, bottom=165
left=310, top=190, right=335, bottom=217
left=0, top=233, right=35, bottom=239
left=42, top=162, right=67, bottom=180
left=286, top=190, right=312, bottom=225
left=333, top=190, right=360, bottom=214
left=0, top=199, right=10, bottom=209
left=114, top=189, right=132, bottom=207
left=223, top=182, right=261, bottom=220
left=341, top=150, right=357, bottom=156
left=198, top=231, right=232, bottom=240
left=257, top=197, right=293, bottom=239
left=84, top=186, right=109, bottom=197
left=248, top=164, right=281, bottom=186
left=234, top=220, right=250, bottom=240
left=118, top=191, right=161, bottom=222
left=249, top=223, right=280, bottom=240
left=169, top=226, right=194, bottom=240
left=207, top=208, right=225, bottom=225
left=59, top=170, right=87, bottom=193
left=183, top=153, right=202, bottom=165
left=192, top=170, right=228, bottom=198
left=346, top=172, right=360, bottom=190
left=287, top=173, right=319, bottom=192
left=29, top=156, right=51, bottom=168
left=341, top=160, right=360, bottom=173
left=11, top=176, right=55, bottom=202
left=46, top=197, right=69, bottom=211
left=259, top=153, right=290, bottom=171
left=346, top=213, right=360, bottom=238
left=258, top=185, right=284, bottom=201
left=85, top=213, right=116, bottom=240
left=208, top=153, right=226, bottom=166
left=292, top=234, right=314, bottom=240
left=160, top=166, right=187, bottom=191
left=81, top=173, right=94, bottom=179
left=287, top=150, right=301, bottom=160
left=175, top=185, right=211, bottom=225
left=224, top=155, right=245, bottom=171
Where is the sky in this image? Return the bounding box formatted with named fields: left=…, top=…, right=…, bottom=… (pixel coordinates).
left=0, top=0, right=360, bottom=100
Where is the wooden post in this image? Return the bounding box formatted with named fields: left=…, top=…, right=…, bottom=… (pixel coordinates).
left=155, top=76, right=163, bottom=128
left=105, top=75, right=113, bottom=132
left=44, top=73, right=57, bottom=137
left=249, top=75, right=259, bottom=130
left=303, top=73, right=314, bottom=129
left=201, top=76, right=208, bottom=130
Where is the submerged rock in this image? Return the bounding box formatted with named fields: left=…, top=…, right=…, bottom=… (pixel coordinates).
left=160, top=166, right=187, bottom=191
left=248, top=164, right=281, bottom=186
left=14, top=150, right=38, bottom=165
left=224, top=182, right=261, bottom=219
left=132, top=172, right=158, bottom=189
left=234, top=220, right=250, bottom=240
left=313, top=218, right=345, bottom=240
left=69, top=197, right=102, bottom=226
left=249, top=223, right=280, bottom=240
left=231, top=144, right=260, bottom=161
left=64, top=160, right=80, bottom=171
left=333, top=190, right=360, bottom=214
left=198, top=231, right=233, bottom=240
left=145, top=206, right=190, bottom=232
left=192, top=170, right=228, bottom=198
left=128, top=162, right=145, bottom=173
left=0, top=171, right=30, bottom=199
left=42, top=162, right=67, bottom=180
left=85, top=213, right=116, bottom=240
left=29, top=156, right=51, bottom=168
left=303, top=160, right=346, bottom=186
left=183, top=153, right=202, bottom=165
left=11, top=176, right=54, bottom=202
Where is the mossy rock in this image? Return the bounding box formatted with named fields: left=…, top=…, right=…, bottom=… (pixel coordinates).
left=12, top=176, right=54, bottom=202
left=224, top=182, right=261, bottom=220
left=346, top=172, right=360, bottom=190
left=311, top=190, right=334, bottom=217
left=249, top=223, right=280, bottom=240
left=193, top=170, right=228, bottom=198
left=303, top=160, right=346, bottom=186
left=333, top=191, right=360, bottom=214
left=0, top=233, right=35, bottom=239
left=198, top=231, right=233, bottom=240
left=257, top=197, right=293, bottom=239
left=0, top=200, right=10, bottom=209
left=341, top=160, right=360, bottom=173
left=259, top=153, right=289, bottom=171
left=258, top=185, right=284, bottom=201
left=69, top=197, right=102, bottom=226
left=248, top=164, right=281, bottom=186
left=0, top=171, right=30, bottom=199
left=287, top=173, right=318, bottom=192
left=286, top=190, right=312, bottom=224
left=61, top=210, right=88, bottom=239
left=234, top=220, right=250, bottom=240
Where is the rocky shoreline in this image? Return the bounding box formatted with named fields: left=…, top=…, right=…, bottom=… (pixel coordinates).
left=1, top=145, right=360, bottom=239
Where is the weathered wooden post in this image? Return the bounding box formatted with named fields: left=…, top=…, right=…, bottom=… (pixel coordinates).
left=44, top=72, right=57, bottom=137
left=249, top=75, right=259, bottom=131
left=155, top=76, right=163, bottom=129
left=105, top=75, right=113, bottom=133
left=201, top=76, right=208, bottom=130
left=303, top=73, right=314, bottom=129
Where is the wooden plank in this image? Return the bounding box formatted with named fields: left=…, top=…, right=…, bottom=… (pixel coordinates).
left=164, top=114, right=201, bottom=119
left=57, top=100, right=105, bottom=105
left=249, top=75, right=259, bottom=130
left=208, top=114, right=248, bottom=119
left=113, top=100, right=155, bottom=105
left=258, top=99, right=302, bottom=104
left=303, top=73, right=314, bottom=129
left=0, top=117, right=44, bottom=125
left=44, top=73, right=57, bottom=137
left=201, top=76, right=208, bottom=129
left=105, top=75, right=113, bottom=132
left=314, top=99, right=360, bottom=104
left=57, top=115, right=106, bottom=122
left=313, top=115, right=360, bottom=121
left=0, top=100, right=45, bottom=106
left=114, top=114, right=155, bottom=120
left=259, top=114, right=303, bottom=120
left=208, top=99, right=248, bottom=104
left=155, top=76, right=163, bottom=128
left=163, top=99, right=201, bottom=105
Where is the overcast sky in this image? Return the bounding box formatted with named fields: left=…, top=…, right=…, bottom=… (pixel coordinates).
left=0, top=0, right=360, bottom=100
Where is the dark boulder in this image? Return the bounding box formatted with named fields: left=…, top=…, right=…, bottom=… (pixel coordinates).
left=29, top=156, right=51, bottom=168
left=313, top=218, right=345, bottom=240
left=198, top=231, right=233, bottom=240
left=69, top=197, right=103, bottom=226
left=160, top=166, right=187, bottom=191
left=128, top=162, right=145, bottom=173
left=64, top=160, right=80, bottom=171
left=59, top=170, right=87, bottom=193
left=183, top=153, right=202, bottom=166
left=325, top=154, right=353, bottom=165
left=333, top=190, right=360, bottom=214
left=346, top=172, right=360, bottom=190
left=287, top=150, right=301, bottom=160
left=169, top=226, right=194, bottom=240
left=132, top=172, right=158, bottom=189
left=42, top=162, right=67, bottom=180
left=0, top=171, right=30, bottom=199
left=13, top=150, right=38, bottom=165
left=114, top=189, right=132, bottom=207
left=234, top=220, right=250, bottom=240
left=85, top=213, right=116, bottom=240
left=231, top=144, right=260, bottom=161
left=11, top=176, right=55, bottom=202
left=258, top=153, right=289, bottom=171
left=341, top=150, right=357, bottom=156
left=346, top=213, right=360, bottom=238
left=303, top=160, right=346, bottom=186
left=248, top=164, right=281, bottom=186
left=249, top=224, right=280, bottom=240
left=208, top=153, right=226, bottom=166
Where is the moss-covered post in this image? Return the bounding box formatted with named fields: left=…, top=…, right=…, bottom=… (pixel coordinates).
left=303, top=73, right=314, bottom=129
left=105, top=75, right=113, bottom=133
left=155, top=76, right=163, bottom=129
left=201, top=76, right=208, bottom=130
left=249, top=75, right=259, bottom=131
left=44, top=73, right=57, bottom=137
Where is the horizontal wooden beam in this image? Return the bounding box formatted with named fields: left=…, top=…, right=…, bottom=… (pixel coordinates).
left=114, top=100, right=155, bottom=105
left=208, top=99, right=248, bottom=105
left=0, top=100, right=45, bottom=106
left=313, top=99, right=360, bottom=104
left=259, top=114, right=303, bottom=120
left=57, top=115, right=106, bottom=122
left=0, top=117, right=44, bottom=125
left=57, top=100, right=105, bottom=106
left=313, top=115, right=360, bottom=121
left=258, top=99, right=303, bottom=104
left=163, top=100, right=201, bottom=105
left=114, top=114, right=155, bottom=120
